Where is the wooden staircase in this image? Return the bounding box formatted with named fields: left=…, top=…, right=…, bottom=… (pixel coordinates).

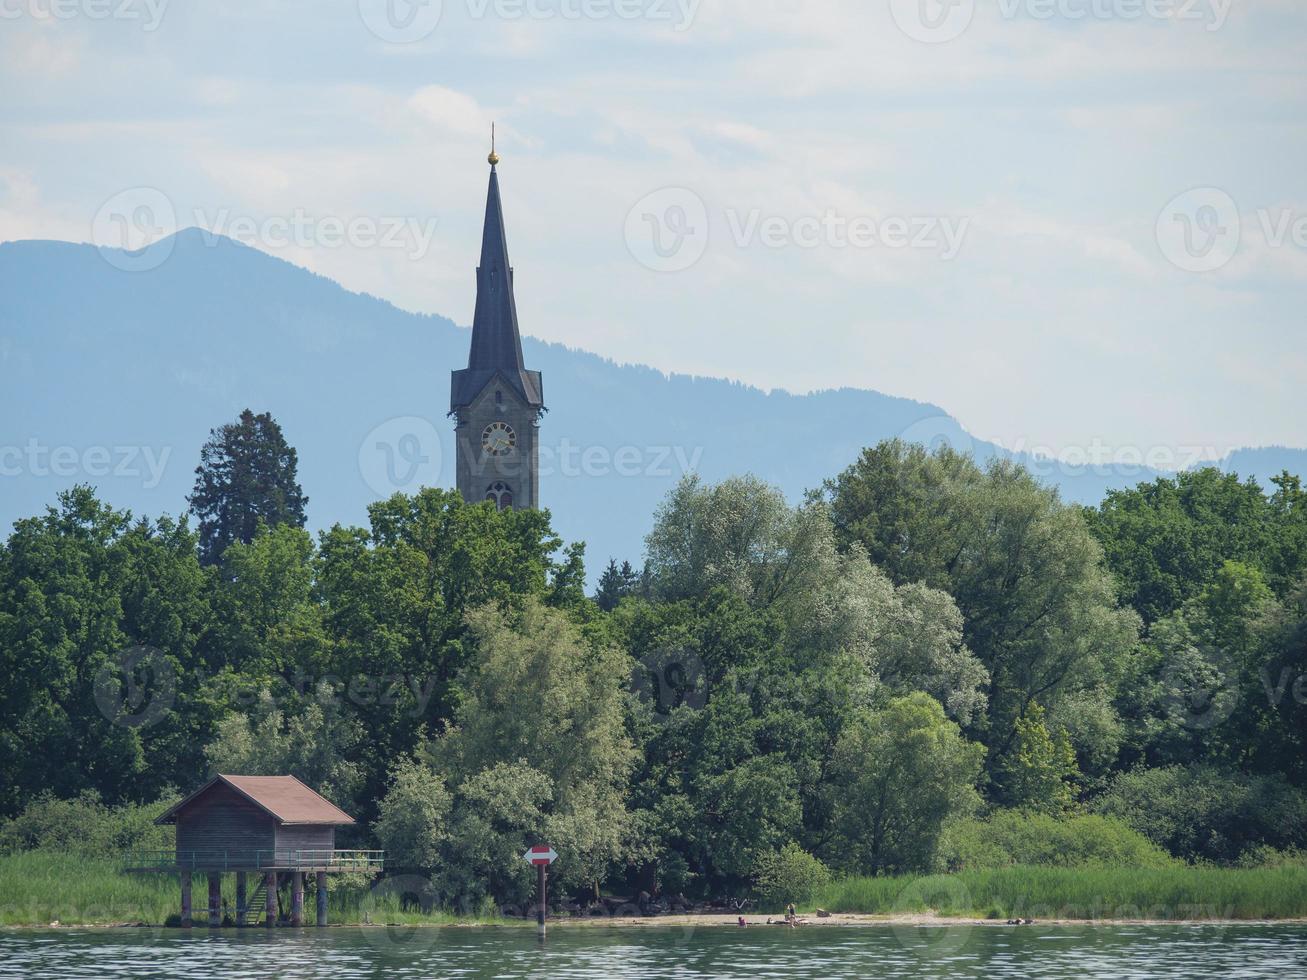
left=239, top=874, right=269, bottom=926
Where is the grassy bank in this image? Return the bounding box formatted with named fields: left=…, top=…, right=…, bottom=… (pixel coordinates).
left=0, top=851, right=511, bottom=928
left=811, top=866, right=1307, bottom=921
left=5, top=851, right=1307, bottom=927
left=0, top=851, right=177, bottom=926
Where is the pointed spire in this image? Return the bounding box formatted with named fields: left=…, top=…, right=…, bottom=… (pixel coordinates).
left=450, top=147, right=544, bottom=412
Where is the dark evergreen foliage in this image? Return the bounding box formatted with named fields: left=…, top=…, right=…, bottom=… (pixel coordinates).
left=188, top=409, right=308, bottom=566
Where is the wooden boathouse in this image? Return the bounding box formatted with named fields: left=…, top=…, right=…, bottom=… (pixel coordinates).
left=125, top=774, right=383, bottom=927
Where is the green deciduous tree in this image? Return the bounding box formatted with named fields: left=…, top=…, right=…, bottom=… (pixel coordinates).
left=208, top=523, right=327, bottom=678
left=644, top=474, right=988, bottom=722
left=410, top=598, right=635, bottom=903
left=316, top=487, right=573, bottom=817
left=826, top=693, right=984, bottom=875
left=1094, top=764, right=1307, bottom=864
left=999, top=703, right=1079, bottom=814
left=1086, top=468, right=1305, bottom=625
left=373, top=757, right=452, bottom=869
left=0, top=487, right=214, bottom=814
left=826, top=441, right=1138, bottom=797
left=203, top=684, right=363, bottom=809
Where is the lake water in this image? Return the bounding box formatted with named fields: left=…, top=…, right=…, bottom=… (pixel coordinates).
left=1, top=923, right=1305, bottom=979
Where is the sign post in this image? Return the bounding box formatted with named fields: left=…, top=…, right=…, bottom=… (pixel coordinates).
left=523, top=844, right=558, bottom=939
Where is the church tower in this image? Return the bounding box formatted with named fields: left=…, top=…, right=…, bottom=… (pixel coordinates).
left=450, top=144, right=544, bottom=510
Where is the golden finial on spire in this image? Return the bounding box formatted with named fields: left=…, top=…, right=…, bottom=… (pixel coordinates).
left=488, top=122, right=500, bottom=166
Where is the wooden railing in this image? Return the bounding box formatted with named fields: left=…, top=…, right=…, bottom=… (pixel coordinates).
left=123, top=849, right=384, bottom=871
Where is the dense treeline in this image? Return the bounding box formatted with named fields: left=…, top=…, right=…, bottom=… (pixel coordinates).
left=2, top=421, right=1306, bottom=908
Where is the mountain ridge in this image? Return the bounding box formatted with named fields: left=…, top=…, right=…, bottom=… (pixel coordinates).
left=2, top=230, right=1302, bottom=579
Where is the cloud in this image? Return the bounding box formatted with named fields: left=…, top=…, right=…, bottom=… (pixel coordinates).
left=0, top=0, right=1303, bottom=459
left=407, top=86, right=492, bottom=139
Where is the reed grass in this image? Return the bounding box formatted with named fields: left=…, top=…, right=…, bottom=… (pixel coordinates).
left=811, top=865, right=1307, bottom=921
left=4, top=851, right=1305, bottom=927
left=0, top=850, right=514, bottom=927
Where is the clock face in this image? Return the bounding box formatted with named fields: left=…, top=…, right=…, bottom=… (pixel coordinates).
left=482, top=421, right=517, bottom=456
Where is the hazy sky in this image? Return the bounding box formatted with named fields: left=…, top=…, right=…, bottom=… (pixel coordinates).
left=2, top=0, right=1304, bottom=465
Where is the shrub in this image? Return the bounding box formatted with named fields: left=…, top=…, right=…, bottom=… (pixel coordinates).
left=752, top=843, right=831, bottom=907
left=1094, top=765, right=1307, bottom=864
left=0, top=791, right=175, bottom=855
left=938, top=809, right=1174, bottom=871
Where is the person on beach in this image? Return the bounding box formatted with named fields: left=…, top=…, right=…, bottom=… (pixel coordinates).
left=785, top=903, right=797, bottom=927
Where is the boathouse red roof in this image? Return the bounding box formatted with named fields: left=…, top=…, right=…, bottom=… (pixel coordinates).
left=155, top=774, right=355, bottom=826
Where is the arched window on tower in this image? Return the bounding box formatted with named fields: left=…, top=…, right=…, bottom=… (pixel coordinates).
left=485, top=482, right=514, bottom=511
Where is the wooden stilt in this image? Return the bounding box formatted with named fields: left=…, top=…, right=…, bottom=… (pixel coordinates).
left=291, top=871, right=304, bottom=927
left=316, top=872, right=328, bottom=927
left=180, top=871, right=192, bottom=928
left=208, top=872, right=222, bottom=927
left=235, top=872, right=247, bottom=926
left=265, top=871, right=278, bottom=928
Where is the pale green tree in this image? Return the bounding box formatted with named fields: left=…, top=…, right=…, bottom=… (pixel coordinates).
left=373, top=757, right=451, bottom=869
left=644, top=474, right=989, bottom=722
left=999, top=703, right=1079, bottom=814
left=827, top=693, right=984, bottom=874
left=423, top=599, right=636, bottom=900
left=204, top=684, right=364, bottom=809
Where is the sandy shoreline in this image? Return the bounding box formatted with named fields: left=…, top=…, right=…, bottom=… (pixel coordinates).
left=545, top=912, right=1307, bottom=929
left=8, top=913, right=1307, bottom=931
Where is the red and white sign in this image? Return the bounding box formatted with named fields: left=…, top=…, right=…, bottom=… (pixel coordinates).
left=523, top=845, right=558, bottom=866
